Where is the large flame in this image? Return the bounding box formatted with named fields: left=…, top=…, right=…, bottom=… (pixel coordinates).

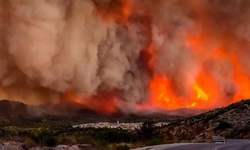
left=65, top=0, right=250, bottom=114
left=2, top=0, right=250, bottom=116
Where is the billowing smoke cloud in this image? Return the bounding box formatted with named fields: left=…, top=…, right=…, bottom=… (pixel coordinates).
left=0, top=0, right=250, bottom=113
left=0, top=0, right=149, bottom=110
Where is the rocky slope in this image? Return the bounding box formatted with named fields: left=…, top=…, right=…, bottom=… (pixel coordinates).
left=0, top=142, right=95, bottom=150
left=161, top=100, right=250, bottom=140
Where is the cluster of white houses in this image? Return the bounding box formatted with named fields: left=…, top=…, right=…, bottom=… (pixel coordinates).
left=73, top=122, right=169, bottom=131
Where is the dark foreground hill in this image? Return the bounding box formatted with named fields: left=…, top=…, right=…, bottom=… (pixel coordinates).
left=0, top=100, right=37, bottom=125
left=161, top=99, right=250, bottom=140
left=0, top=100, right=30, bottom=117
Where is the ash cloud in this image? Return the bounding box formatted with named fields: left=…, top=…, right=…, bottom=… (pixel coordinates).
left=0, top=0, right=249, bottom=113
left=0, top=0, right=149, bottom=111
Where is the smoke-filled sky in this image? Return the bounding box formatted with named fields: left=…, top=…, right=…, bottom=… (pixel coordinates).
left=0, top=0, right=250, bottom=114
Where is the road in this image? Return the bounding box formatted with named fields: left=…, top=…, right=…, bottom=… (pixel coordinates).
left=133, top=140, right=250, bottom=150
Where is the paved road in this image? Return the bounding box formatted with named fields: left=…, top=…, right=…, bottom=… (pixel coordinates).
left=133, top=140, right=250, bottom=150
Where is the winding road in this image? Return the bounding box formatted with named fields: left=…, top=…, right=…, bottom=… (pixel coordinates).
left=133, top=140, right=250, bottom=150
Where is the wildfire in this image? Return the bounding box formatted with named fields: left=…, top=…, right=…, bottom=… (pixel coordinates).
left=64, top=92, right=120, bottom=115
left=187, top=102, right=197, bottom=108
left=66, top=0, right=250, bottom=114
left=193, top=83, right=209, bottom=101
left=150, top=77, right=183, bottom=109
left=97, top=0, right=134, bottom=24
left=230, top=55, right=250, bottom=103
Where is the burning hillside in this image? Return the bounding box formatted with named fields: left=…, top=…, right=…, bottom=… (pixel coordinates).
left=0, top=0, right=250, bottom=114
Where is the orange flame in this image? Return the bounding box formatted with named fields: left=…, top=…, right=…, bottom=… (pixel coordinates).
left=98, top=0, right=134, bottom=24
left=230, top=55, right=250, bottom=103
left=187, top=102, right=197, bottom=108
left=193, top=83, right=209, bottom=101
left=65, top=1, right=250, bottom=114
left=150, top=76, right=185, bottom=109
left=64, top=92, right=120, bottom=115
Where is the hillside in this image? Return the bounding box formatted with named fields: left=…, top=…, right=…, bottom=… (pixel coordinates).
left=0, top=100, right=31, bottom=116
left=0, top=100, right=183, bottom=127
left=0, top=100, right=35, bottom=125
left=161, top=99, right=250, bottom=140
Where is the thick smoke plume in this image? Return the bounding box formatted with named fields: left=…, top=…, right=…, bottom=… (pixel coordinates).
left=0, top=0, right=250, bottom=114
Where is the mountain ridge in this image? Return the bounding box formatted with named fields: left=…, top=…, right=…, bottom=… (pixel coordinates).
left=0, top=100, right=183, bottom=126
left=161, top=99, right=250, bottom=140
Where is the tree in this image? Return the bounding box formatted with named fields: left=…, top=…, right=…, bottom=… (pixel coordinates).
left=138, top=121, right=156, bottom=141
left=214, top=121, right=231, bottom=131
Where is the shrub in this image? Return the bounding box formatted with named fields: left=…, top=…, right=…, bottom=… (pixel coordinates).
left=24, top=138, right=38, bottom=149
left=204, top=114, right=216, bottom=123
left=45, top=136, right=58, bottom=147
left=31, top=127, right=56, bottom=146
left=76, top=135, right=97, bottom=145
left=214, top=121, right=231, bottom=131
left=138, top=121, right=156, bottom=141
left=129, top=142, right=145, bottom=149
left=0, top=129, right=6, bottom=137
left=115, top=144, right=130, bottom=150
left=58, top=135, right=77, bottom=145
left=92, top=129, right=132, bottom=143
left=96, top=141, right=109, bottom=150
left=147, top=138, right=164, bottom=146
